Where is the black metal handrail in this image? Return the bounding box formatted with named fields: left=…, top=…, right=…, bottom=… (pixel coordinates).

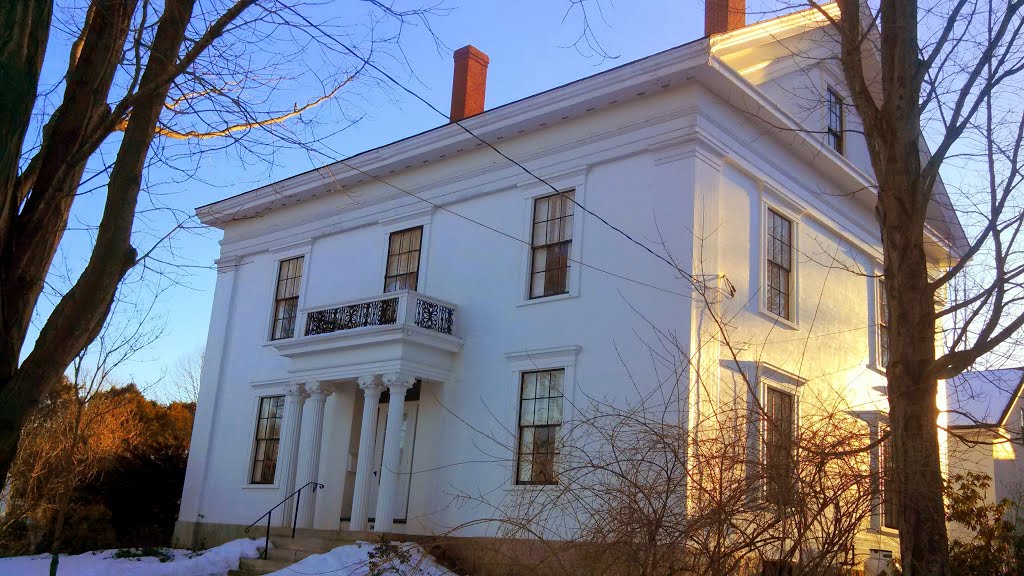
left=243, top=481, right=324, bottom=559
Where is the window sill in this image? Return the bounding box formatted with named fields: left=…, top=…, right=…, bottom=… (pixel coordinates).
left=866, top=363, right=888, bottom=378
left=262, top=336, right=295, bottom=348
left=756, top=306, right=798, bottom=330
left=241, top=483, right=281, bottom=490
left=507, top=482, right=560, bottom=491
left=517, top=291, right=577, bottom=307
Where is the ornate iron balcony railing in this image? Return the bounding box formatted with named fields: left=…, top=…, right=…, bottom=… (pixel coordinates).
left=301, top=290, right=456, bottom=338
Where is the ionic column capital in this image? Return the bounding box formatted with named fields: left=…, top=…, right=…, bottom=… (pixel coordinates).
left=358, top=374, right=385, bottom=394
left=382, top=372, right=416, bottom=390
left=285, top=382, right=308, bottom=399
left=305, top=381, right=334, bottom=401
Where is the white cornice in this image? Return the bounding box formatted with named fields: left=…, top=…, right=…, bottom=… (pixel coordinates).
left=196, top=39, right=713, bottom=227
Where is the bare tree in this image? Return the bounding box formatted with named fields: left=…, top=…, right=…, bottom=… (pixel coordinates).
left=771, top=2, right=1024, bottom=573
left=0, top=0, right=443, bottom=487
left=0, top=290, right=162, bottom=572
left=169, top=345, right=204, bottom=405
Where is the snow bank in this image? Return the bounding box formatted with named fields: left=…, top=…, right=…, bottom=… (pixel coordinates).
left=0, top=537, right=265, bottom=576
left=264, top=541, right=452, bottom=576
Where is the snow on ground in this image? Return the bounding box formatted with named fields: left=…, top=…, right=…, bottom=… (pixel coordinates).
left=0, top=537, right=264, bottom=576
left=264, top=541, right=453, bottom=576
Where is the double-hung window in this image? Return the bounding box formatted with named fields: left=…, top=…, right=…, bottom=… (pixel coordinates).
left=880, top=431, right=898, bottom=529
left=250, top=396, right=285, bottom=484
left=878, top=279, right=890, bottom=368
left=529, top=191, right=575, bottom=299
left=516, top=369, right=564, bottom=484
left=764, top=386, right=796, bottom=505
left=826, top=88, right=845, bottom=154
left=271, top=256, right=303, bottom=340
left=765, top=209, right=794, bottom=320
left=384, top=226, right=423, bottom=293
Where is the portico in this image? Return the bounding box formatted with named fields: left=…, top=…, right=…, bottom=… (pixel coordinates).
left=268, top=290, right=461, bottom=532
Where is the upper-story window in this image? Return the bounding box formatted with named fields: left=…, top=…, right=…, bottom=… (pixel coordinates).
left=878, top=278, right=890, bottom=368
left=529, top=191, right=575, bottom=299
left=516, top=368, right=564, bottom=484
left=271, top=256, right=304, bottom=340
left=826, top=88, right=845, bottom=155
left=765, top=208, right=794, bottom=320
left=384, top=226, right=423, bottom=293
left=764, top=386, right=796, bottom=506
left=250, top=395, right=285, bottom=484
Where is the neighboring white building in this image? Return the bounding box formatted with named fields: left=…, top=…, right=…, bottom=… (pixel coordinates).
left=947, top=368, right=1024, bottom=510
left=174, top=1, right=967, bottom=569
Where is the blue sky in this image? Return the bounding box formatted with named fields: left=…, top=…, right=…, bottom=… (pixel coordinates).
left=36, top=0, right=733, bottom=399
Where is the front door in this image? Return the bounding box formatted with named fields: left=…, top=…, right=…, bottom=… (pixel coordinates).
left=367, top=402, right=418, bottom=523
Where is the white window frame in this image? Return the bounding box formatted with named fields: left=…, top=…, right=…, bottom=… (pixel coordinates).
left=874, top=274, right=890, bottom=372
left=505, top=345, right=581, bottom=488
left=242, top=383, right=293, bottom=489
left=758, top=194, right=800, bottom=328
left=379, top=210, right=433, bottom=295
left=745, top=364, right=801, bottom=503
left=825, top=85, right=846, bottom=156
left=517, top=171, right=586, bottom=306
left=261, top=240, right=313, bottom=345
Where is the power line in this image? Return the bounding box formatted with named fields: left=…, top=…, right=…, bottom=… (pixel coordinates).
left=284, top=6, right=698, bottom=286
left=297, top=144, right=691, bottom=298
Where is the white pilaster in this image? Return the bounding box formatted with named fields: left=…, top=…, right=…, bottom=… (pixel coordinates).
left=374, top=373, right=415, bottom=533
left=350, top=375, right=384, bottom=531
left=279, top=383, right=307, bottom=527
left=295, top=381, right=332, bottom=528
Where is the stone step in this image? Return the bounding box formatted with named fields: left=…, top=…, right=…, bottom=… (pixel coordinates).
left=272, top=535, right=359, bottom=552
left=232, top=557, right=293, bottom=576
left=266, top=546, right=319, bottom=563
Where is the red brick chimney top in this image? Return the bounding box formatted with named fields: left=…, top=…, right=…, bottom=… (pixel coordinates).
left=705, top=0, right=746, bottom=36
left=450, top=45, right=489, bottom=122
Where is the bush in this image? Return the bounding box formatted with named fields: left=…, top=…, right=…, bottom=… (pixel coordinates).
left=112, top=546, right=174, bottom=562
left=945, top=472, right=1024, bottom=576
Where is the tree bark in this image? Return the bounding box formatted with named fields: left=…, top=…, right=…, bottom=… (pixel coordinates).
left=0, top=0, right=197, bottom=485
left=833, top=0, right=951, bottom=572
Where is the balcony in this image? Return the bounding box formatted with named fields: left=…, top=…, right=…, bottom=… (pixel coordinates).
left=271, top=291, right=462, bottom=380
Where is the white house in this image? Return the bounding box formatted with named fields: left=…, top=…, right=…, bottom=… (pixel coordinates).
left=947, top=368, right=1024, bottom=509
left=174, top=1, right=967, bottom=570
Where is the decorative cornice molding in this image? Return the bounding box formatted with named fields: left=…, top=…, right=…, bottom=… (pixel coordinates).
left=505, top=345, right=581, bottom=366
left=649, top=130, right=728, bottom=167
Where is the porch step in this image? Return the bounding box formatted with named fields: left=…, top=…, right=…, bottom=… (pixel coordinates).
left=231, top=529, right=422, bottom=576
left=229, top=557, right=293, bottom=576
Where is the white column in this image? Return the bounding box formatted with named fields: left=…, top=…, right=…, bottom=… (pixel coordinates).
left=374, top=373, right=415, bottom=533
left=350, top=375, right=384, bottom=532
left=295, top=382, right=332, bottom=529
left=278, top=383, right=307, bottom=527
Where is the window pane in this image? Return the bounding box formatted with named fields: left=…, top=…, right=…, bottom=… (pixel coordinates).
left=766, top=209, right=793, bottom=319
left=522, top=372, right=537, bottom=399
left=251, top=396, right=285, bottom=484
left=271, top=257, right=303, bottom=340
left=520, top=399, right=536, bottom=425
left=529, top=192, right=574, bottom=299
left=516, top=370, right=565, bottom=484
left=385, top=227, right=422, bottom=292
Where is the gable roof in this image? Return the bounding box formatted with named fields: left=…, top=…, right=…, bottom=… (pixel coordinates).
left=947, top=368, right=1024, bottom=429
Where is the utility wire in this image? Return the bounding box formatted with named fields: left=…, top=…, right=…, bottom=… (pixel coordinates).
left=285, top=6, right=699, bottom=287
left=299, top=144, right=691, bottom=298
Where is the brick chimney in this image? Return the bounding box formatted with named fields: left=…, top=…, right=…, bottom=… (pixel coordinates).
left=705, top=0, right=746, bottom=35
left=450, top=45, right=489, bottom=122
